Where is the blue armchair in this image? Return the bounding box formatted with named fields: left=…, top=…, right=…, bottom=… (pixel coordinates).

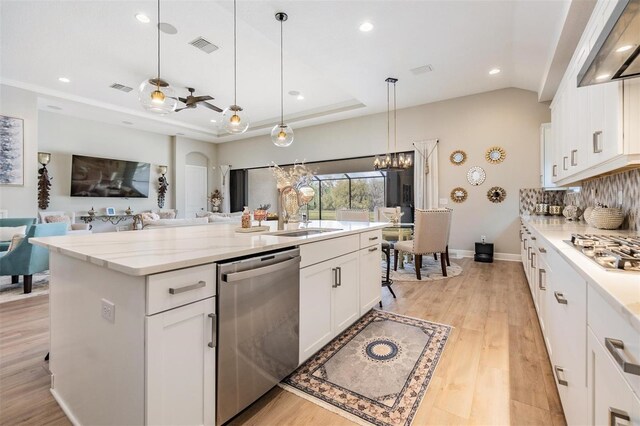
left=0, top=218, right=37, bottom=252
left=0, top=223, right=67, bottom=293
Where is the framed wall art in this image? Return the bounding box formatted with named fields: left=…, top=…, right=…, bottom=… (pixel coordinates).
left=0, top=115, right=24, bottom=186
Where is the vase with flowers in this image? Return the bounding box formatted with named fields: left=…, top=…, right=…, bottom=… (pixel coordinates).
left=210, top=190, right=223, bottom=212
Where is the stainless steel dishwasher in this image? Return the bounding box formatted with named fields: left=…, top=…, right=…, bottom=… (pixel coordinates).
left=217, top=248, right=300, bottom=425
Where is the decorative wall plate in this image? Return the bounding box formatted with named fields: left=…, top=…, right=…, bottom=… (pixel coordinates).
left=485, top=146, right=506, bottom=164
left=450, top=187, right=468, bottom=203
left=449, top=150, right=467, bottom=165
left=487, top=186, right=506, bottom=203
left=466, top=166, right=486, bottom=186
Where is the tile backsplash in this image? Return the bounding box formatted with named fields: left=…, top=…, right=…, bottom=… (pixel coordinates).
left=519, top=188, right=566, bottom=215
left=564, top=168, right=640, bottom=231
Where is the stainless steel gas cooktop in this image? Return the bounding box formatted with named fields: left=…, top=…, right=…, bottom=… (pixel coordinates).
left=567, top=234, right=640, bottom=272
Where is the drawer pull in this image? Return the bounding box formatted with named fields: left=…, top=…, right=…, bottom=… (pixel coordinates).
left=554, top=365, right=568, bottom=386
left=523, top=239, right=528, bottom=250
left=538, top=269, right=546, bottom=290
left=552, top=164, right=557, bottom=177
left=605, top=338, right=640, bottom=376
left=208, top=313, right=216, bottom=348
left=368, top=247, right=378, bottom=252
left=530, top=252, right=536, bottom=269
left=337, top=266, right=342, bottom=287
left=571, top=149, right=578, bottom=166
left=531, top=237, right=536, bottom=241
left=554, top=291, right=568, bottom=305
left=527, top=247, right=532, bottom=260
left=168, top=280, right=206, bottom=295
left=593, top=131, right=603, bottom=154
left=368, top=236, right=379, bottom=241
left=609, top=408, right=630, bottom=426
left=332, top=268, right=338, bottom=288
left=563, top=156, right=568, bottom=171
left=538, top=247, right=546, bottom=253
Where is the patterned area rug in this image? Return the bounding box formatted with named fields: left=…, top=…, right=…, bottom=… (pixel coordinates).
left=281, top=309, right=452, bottom=426
left=382, top=257, right=462, bottom=282
left=0, top=271, right=49, bottom=304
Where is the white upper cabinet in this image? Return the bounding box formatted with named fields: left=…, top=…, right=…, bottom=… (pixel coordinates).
left=548, top=0, right=639, bottom=186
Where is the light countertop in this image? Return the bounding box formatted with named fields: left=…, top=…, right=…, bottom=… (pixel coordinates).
left=31, top=220, right=386, bottom=276
left=521, top=215, right=640, bottom=333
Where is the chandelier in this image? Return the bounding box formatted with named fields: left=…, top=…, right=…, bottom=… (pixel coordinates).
left=374, top=77, right=412, bottom=170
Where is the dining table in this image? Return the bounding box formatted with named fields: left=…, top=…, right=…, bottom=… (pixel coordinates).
left=382, top=223, right=413, bottom=269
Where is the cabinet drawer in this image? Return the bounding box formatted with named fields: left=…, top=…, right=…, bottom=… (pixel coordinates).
left=360, top=230, right=382, bottom=248
left=300, top=235, right=359, bottom=268
left=588, top=285, right=640, bottom=396
left=146, top=264, right=216, bottom=315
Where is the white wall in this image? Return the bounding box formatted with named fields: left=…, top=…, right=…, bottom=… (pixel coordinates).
left=173, top=136, right=218, bottom=218
left=218, top=88, right=550, bottom=254
left=0, top=85, right=39, bottom=217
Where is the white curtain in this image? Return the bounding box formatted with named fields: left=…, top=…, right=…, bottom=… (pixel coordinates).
left=220, top=165, right=231, bottom=213
left=413, top=139, right=439, bottom=210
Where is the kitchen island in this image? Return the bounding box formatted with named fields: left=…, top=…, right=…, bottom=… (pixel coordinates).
left=31, top=221, right=387, bottom=426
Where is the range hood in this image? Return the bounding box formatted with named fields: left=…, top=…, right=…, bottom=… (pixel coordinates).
left=578, top=0, right=640, bottom=87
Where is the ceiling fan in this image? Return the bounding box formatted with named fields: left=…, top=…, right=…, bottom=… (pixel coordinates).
left=175, top=87, right=223, bottom=113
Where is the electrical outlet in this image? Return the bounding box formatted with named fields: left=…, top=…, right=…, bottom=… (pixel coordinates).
left=101, top=299, right=115, bottom=323
left=481, top=235, right=486, bottom=243
left=439, top=198, right=448, bottom=205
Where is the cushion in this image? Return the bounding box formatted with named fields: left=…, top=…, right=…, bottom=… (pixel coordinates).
left=45, top=215, right=71, bottom=224
left=0, top=225, right=27, bottom=241
left=141, top=212, right=160, bottom=222
left=7, top=234, right=25, bottom=251
left=394, top=240, right=414, bottom=253
left=158, top=211, right=176, bottom=219
left=195, top=211, right=211, bottom=218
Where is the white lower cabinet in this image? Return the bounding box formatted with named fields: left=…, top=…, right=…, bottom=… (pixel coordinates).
left=587, top=328, right=640, bottom=426
left=146, top=297, right=216, bottom=426
left=359, top=244, right=382, bottom=313
left=299, top=251, right=360, bottom=363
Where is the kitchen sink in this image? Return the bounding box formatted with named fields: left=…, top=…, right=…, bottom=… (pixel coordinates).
left=266, top=228, right=342, bottom=237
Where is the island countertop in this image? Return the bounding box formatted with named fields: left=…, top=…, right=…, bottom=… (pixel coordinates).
left=521, top=215, right=640, bottom=333
left=30, top=220, right=388, bottom=276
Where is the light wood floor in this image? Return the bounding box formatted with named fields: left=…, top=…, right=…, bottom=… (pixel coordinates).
left=0, top=258, right=565, bottom=426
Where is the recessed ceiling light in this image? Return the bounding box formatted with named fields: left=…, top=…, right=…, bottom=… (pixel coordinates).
left=616, top=45, right=634, bottom=53
left=297, top=95, right=304, bottom=100
left=489, top=68, right=501, bottom=75
left=596, top=73, right=611, bottom=80
left=158, top=22, right=178, bottom=35
left=288, top=90, right=300, bottom=96
left=58, top=77, right=70, bottom=83
left=359, top=22, right=374, bottom=32
left=210, top=119, right=217, bottom=123
left=135, top=13, right=150, bottom=23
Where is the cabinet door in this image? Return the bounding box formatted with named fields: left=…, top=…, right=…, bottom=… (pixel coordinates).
left=146, top=297, right=216, bottom=426
left=359, top=245, right=382, bottom=314
left=587, top=328, right=640, bottom=426
left=300, top=260, right=333, bottom=363
left=332, top=251, right=360, bottom=334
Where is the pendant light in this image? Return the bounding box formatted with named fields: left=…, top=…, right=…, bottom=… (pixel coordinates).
left=374, top=78, right=412, bottom=170
left=138, top=0, right=177, bottom=115
left=222, top=0, right=250, bottom=134
left=271, top=12, right=294, bottom=147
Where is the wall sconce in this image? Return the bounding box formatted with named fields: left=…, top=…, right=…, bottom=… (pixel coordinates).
left=37, top=152, right=52, bottom=210
left=158, top=165, right=169, bottom=208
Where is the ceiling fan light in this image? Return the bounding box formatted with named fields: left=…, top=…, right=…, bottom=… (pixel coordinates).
left=139, top=79, right=177, bottom=115
left=271, top=123, right=294, bottom=147
left=222, top=105, right=250, bottom=134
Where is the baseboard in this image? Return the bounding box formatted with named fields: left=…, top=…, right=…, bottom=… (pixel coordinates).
left=451, top=249, right=520, bottom=262
left=50, top=388, right=80, bottom=426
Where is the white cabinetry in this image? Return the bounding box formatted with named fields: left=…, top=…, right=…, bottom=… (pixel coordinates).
left=146, top=297, right=216, bottom=426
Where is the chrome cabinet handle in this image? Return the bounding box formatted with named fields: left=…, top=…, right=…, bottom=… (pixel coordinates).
left=605, top=338, right=640, bottom=376
left=593, top=131, right=603, bottom=153
left=571, top=149, right=578, bottom=166
left=538, top=269, right=546, bottom=290
left=538, top=247, right=546, bottom=253
left=368, top=236, right=378, bottom=241
left=527, top=247, right=532, bottom=260
left=523, top=239, right=528, bottom=250
left=554, top=291, right=568, bottom=304
left=208, top=313, right=216, bottom=348
left=169, top=280, right=206, bottom=295
left=337, top=266, right=342, bottom=287
left=609, top=408, right=630, bottom=426
left=554, top=365, right=568, bottom=386
left=530, top=252, right=536, bottom=269
left=531, top=237, right=537, bottom=241
left=552, top=164, right=557, bottom=177
left=563, top=156, right=568, bottom=171
left=368, top=247, right=378, bottom=252
left=332, top=268, right=338, bottom=288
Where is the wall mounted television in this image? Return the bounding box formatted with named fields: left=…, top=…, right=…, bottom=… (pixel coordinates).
left=70, top=155, right=150, bottom=198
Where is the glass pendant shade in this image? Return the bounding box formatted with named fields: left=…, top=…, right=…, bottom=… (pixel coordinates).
left=222, top=105, right=250, bottom=134
left=139, top=79, right=177, bottom=115
left=271, top=123, right=294, bottom=147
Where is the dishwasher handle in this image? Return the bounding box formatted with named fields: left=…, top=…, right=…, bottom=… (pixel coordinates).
left=222, top=256, right=301, bottom=282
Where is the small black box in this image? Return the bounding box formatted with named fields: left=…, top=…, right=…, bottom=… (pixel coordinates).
left=474, top=242, right=494, bottom=263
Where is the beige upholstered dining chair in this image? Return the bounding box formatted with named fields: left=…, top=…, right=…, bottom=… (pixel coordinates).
left=393, top=208, right=452, bottom=280
left=335, top=209, right=370, bottom=222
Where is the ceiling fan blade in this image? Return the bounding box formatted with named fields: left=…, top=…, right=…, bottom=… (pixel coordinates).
left=178, top=97, right=189, bottom=104
left=192, top=95, right=214, bottom=103
left=201, top=102, right=223, bottom=113
left=174, top=107, right=189, bottom=112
